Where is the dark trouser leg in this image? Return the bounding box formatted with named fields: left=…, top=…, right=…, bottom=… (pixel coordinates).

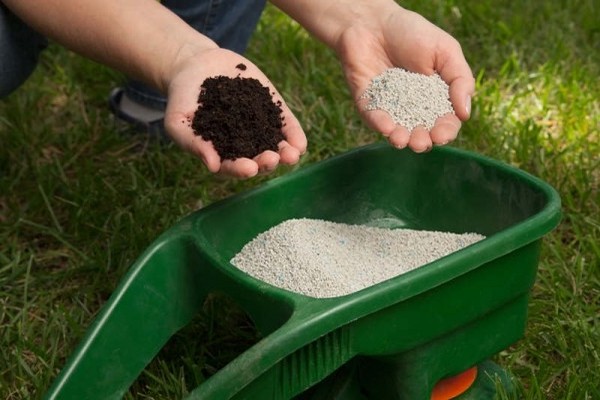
left=0, top=3, right=47, bottom=98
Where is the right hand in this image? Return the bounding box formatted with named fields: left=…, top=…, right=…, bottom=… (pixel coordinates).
left=164, top=48, right=307, bottom=179
left=334, top=6, right=475, bottom=153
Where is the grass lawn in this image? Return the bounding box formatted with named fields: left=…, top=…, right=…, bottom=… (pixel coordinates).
left=1, top=1, right=598, bottom=399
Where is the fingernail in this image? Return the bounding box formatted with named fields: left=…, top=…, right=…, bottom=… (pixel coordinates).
left=465, top=95, right=472, bottom=117
left=414, top=145, right=432, bottom=154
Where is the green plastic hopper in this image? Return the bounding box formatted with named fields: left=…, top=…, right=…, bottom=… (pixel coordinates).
left=44, top=142, right=561, bottom=399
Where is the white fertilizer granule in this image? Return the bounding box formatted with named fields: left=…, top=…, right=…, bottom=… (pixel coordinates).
left=361, top=68, right=454, bottom=131
left=230, top=218, right=485, bottom=298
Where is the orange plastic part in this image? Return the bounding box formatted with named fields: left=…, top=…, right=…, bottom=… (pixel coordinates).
left=431, top=367, right=478, bottom=400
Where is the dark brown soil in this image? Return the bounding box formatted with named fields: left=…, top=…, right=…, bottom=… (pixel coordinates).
left=191, top=73, right=285, bottom=160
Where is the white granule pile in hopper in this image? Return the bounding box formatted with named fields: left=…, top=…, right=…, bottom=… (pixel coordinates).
left=361, top=67, right=454, bottom=131
left=230, top=218, right=485, bottom=298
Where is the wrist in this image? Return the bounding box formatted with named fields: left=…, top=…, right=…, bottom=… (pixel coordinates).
left=158, top=37, right=219, bottom=94
left=271, top=0, right=399, bottom=48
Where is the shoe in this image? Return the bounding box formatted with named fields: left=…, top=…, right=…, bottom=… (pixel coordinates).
left=108, top=87, right=169, bottom=141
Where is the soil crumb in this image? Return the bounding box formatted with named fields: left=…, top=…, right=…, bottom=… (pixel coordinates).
left=192, top=75, right=284, bottom=160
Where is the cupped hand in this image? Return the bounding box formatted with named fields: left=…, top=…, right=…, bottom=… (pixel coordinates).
left=164, top=48, right=307, bottom=178
left=335, top=6, right=475, bottom=152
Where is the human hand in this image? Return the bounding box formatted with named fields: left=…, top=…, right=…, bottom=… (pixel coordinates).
left=335, top=4, right=475, bottom=152
left=164, top=48, right=307, bottom=178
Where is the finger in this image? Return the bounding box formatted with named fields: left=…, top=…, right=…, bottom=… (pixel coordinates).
left=164, top=112, right=222, bottom=173
left=449, top=76, right=475, bottom=121
left=430, top=113, right=461, bottom=145
left=219, top=158, right=259, bottom=179
left=408, top=126, right=433, bottom=153
left=278, top=141, right=301, bottom=165
left=356, top=96, right=397, bottom=136
left=388, top=125, right=411, bottom=149
left=435, top=42, right=475, bottom=121
left=192, top=138, right=222, bottom=173
left=279, top=106, right=307, bottom=154
left=253, top=150, right=280, bottom=173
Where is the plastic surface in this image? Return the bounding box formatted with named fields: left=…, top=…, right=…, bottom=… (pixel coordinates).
left=298, top=360, right=514, bottom=400
left=44, top=142, right=561, bottom=399
left=431, top=367, right=477, bottom=400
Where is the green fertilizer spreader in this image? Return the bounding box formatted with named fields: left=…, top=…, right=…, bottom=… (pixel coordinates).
left=44, top=142, right=561, bottom=399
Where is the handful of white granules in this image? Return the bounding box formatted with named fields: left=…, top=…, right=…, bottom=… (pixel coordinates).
left=361, top=68, right=454, bottom=131
left=230, top=218, right=484, bottom=298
